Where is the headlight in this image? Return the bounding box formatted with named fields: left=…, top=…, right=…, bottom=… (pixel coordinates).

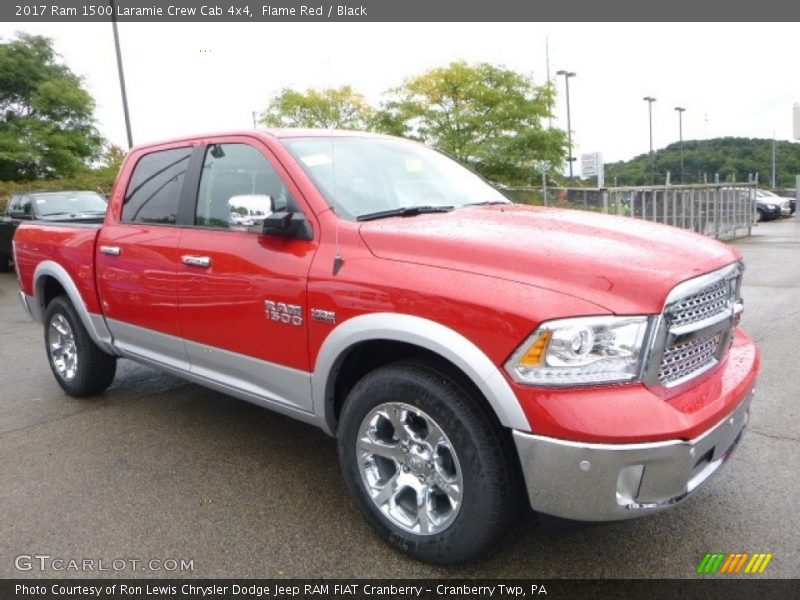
left=767, top=204, right=777, bottom=209
left=505, top=316, right=651, bottom=386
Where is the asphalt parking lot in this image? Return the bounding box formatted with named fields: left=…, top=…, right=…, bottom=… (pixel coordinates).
left=0, top=219, right=798, bottom=579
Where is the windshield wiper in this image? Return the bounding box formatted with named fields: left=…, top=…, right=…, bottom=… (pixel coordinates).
left=357, top=205, right=455, bottom=221
left=462, top=200, right=511, bottom=207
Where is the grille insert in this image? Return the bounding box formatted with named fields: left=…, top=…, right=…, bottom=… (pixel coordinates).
left=658, top=332, right=721, bottom=385
left=667, top=279, right=730, bottom=328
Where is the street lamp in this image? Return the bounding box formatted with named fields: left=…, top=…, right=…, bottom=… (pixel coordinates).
left=643, top=96, right=657, bottom=185
left=674, top=106, right=686, bottom=183
left=556, top=70, right=577, bottom=179
left=109, top=0, right=133, bottom=148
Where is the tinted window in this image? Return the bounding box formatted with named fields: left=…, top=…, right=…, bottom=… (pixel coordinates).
left=195, top=143, right=296, bottom=230
left=122, top=147, right=192, bottom=224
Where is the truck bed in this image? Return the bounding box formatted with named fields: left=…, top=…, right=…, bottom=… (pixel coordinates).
left=14, top=222, right=103, bottom=315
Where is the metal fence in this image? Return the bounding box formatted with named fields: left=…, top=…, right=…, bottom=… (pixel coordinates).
left=504, top=183, right=757, bottom=240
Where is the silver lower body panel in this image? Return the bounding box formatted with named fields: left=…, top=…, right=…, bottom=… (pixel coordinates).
left=513, top=389, right=753, bottom=521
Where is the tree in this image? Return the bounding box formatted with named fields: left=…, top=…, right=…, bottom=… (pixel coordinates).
left=0, top=33, right=103, bottom=181
left=375, top=61, right=566, bottom=184
left=260, top=85, right=374, bottom=130
left=103, top=144, right=126, bottom=170
left=605, top=137, right=800, bottom=187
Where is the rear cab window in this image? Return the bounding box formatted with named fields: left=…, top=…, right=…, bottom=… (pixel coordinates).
left=122, top=147, right=192, bottom=224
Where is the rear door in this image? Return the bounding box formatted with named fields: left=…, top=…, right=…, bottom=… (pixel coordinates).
left=176, top=138, right=318, bottom=410
left=96, top=145, right=196, bottom=370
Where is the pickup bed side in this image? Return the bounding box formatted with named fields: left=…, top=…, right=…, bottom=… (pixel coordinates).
left=15, top=224, right=109, bottom=341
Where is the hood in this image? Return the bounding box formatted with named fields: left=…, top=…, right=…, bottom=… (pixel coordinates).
left=358, top=204, right=741, bottom=315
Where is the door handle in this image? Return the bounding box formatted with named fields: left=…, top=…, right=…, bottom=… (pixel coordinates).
left=182, top=255, right=211, bottom=268
left=99, top=246, right=121, bottom=256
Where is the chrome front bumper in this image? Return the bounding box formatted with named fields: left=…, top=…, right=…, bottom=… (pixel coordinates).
left=513, top=389, right=753, bottom=521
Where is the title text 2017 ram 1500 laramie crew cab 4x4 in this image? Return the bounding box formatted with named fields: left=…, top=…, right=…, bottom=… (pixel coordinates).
left=13, top=131, right=760, bottom=564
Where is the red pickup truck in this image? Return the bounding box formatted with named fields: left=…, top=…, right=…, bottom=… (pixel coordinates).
left=13, top=130, right=760, bottom=564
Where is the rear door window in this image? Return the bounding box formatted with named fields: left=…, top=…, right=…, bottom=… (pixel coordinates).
left=122, top=147, right=192, bottom=224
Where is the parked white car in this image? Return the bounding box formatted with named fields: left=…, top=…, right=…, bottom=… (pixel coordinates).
left=756, top=190, right=792, bottom=217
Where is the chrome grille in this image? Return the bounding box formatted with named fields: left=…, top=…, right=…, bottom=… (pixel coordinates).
left=667, top=279, right=730, bottom=328
left=658, top=332, right=721, bottom=385
left=653, top=263, right=743, bottom=388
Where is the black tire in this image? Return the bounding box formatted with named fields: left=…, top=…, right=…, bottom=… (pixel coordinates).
left=0, top=253, right=10, bottom=273
left=337, top=361, right=523, bottom=564
left=43, top=296, right=117, bottom=397
left=755, top=209, right=764, bottom=223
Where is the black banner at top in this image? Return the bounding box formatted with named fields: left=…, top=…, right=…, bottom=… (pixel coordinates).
left=4, top=0, right=800, bottom=22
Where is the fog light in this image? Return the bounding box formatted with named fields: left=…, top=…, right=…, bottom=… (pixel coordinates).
left=616, top=465, right=645, bottom=506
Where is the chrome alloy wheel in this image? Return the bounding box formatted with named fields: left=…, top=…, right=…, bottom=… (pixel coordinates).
left=48, top=314, right=78, bottom=381
left=357, top=402, right=463, bottom=535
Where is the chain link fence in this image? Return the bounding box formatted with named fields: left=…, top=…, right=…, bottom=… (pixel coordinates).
left=503, top=183, right=756, bottom=240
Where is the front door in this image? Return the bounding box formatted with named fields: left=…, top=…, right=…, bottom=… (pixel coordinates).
left=176, top=139, right=318, bottom=410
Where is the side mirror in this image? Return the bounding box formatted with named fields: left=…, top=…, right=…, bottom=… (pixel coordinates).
left=262, top=211, right=313, bottom=241
left=228, top=194, right=272, bottom=230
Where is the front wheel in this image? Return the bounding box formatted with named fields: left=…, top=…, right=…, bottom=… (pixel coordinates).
left=337, top=361, right=522, bottom=564
left=0, top=253, right=10, bottom=272
left=44, top=296, right=117, bottom=397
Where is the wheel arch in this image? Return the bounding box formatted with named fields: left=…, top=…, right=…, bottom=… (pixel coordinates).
left=312, top=313, right=530, bottom=436
left=32, top=261, right=116, bottom=354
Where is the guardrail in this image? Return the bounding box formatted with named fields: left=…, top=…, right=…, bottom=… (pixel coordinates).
left=504, top=183, right=757, bottom=240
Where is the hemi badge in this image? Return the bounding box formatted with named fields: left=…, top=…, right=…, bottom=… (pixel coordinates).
left=311, top=308, right=336, bottom=324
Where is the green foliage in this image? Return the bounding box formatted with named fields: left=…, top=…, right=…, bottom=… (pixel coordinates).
left=103, top=144, right=125, bottom=171
left=260, top=85, right=374, bottom=130
left=259, top=63, right=567, bottom=185
left=606, top=137, right=800, bottom=187
left=374, top=61, right=566, bottom=184
left=0, top=33, right=103, bottom=181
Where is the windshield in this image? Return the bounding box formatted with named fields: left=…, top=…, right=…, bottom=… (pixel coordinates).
left=282, top=136, right=509, bottom=220
left=756, top=190, right=778, bottom=198
left=35, top=192, right=108, bottom=217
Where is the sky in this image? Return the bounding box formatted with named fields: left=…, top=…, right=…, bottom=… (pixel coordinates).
left=2, top=21, right=799, bottom=173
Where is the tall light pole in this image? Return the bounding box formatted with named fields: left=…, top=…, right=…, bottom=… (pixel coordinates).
left=771, top=132, right=776, bottom=189
left=643, top=96, right=657, bottom=185
left=109, top=0, right=133, bottom=149
left=556, top=70, right=576, bottom=179
left=674, top=106, right=686, bottom=183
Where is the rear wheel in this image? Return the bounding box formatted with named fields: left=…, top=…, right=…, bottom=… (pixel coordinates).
left=44, top=296, right=117, bottom=396
left=337, top=361, right=522, bottom=564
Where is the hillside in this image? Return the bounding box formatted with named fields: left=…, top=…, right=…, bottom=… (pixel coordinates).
left=605, top=137, right=800, bottom=187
